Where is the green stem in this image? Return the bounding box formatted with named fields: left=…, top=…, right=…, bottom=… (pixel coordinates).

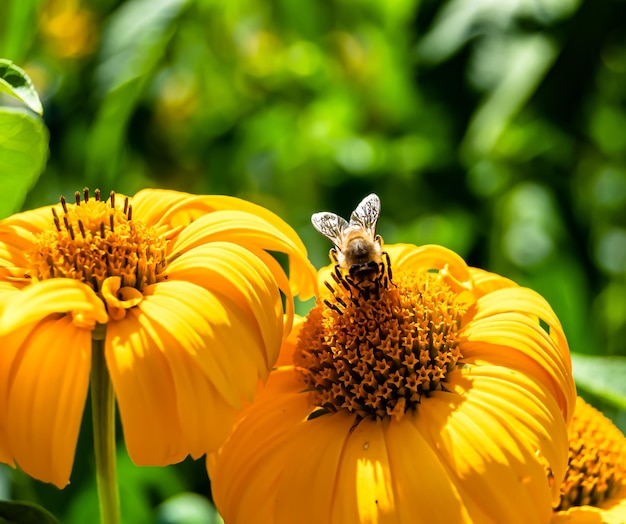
left=91, top=337, right=121, bottom=524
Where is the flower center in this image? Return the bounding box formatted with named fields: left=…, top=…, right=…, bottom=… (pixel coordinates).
left=555, top=398, right=626, bottom=511
left=293, top=267, right=466, bottom=421
left=28, top=189, right=167, bottom=296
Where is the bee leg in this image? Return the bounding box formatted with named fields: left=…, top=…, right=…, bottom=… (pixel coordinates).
left=332, top=264, right=346, bottom=286
left=342, top=275, right=361, bottom=303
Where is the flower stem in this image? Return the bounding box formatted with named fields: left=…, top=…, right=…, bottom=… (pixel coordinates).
left=91, top=337, right=121, bottom=524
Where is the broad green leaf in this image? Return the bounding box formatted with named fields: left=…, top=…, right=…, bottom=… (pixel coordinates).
left=0, top=500, right=59, bottom=524
left=571, top=353, right=626, bottom=409
left=0, top=60, right=43, bottom=115
left=0, top=108, right=49, bottom=218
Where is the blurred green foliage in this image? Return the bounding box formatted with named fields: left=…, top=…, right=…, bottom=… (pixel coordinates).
left=2, top=0, right=626, bottom=520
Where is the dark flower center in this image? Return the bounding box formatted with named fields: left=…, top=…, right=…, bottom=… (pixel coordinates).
left=293, top=267, right=467, bottom=421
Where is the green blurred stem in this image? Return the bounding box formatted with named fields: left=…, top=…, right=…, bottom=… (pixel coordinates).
left=91, top=337, right=121, bottom=524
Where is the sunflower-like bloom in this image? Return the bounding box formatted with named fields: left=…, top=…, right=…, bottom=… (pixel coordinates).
left=208, top=243, right=577, bottom=523
left=552, top=397, right=626, bottom=524
left=0, top=188, right=316, bottom=488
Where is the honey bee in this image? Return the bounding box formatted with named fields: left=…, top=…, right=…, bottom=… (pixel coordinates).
left=311, top=193, right=391, bottom=287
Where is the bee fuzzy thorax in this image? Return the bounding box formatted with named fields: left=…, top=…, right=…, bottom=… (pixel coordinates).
left=335, top=232, right=382, bottom=265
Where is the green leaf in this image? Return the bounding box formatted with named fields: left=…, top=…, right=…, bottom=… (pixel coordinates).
left=0, top=500, right=59, bottom=524
left=0, top=1, right=40, bottom=64
left=0, top=60, right=43, bottom=115
left=0, top=108, right=49, bottom=218
left=86, top=0, right=190, bottom=185
left=571, top=353, right=626, bottom=409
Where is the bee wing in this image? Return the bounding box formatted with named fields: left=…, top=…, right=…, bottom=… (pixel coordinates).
left=311, top=212, right=349, bottom=247
left=349, top=193, right=380, bottom=237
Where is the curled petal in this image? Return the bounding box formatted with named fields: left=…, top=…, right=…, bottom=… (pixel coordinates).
left=469, top=267, right=518, bottom=296
left=0, top=316, right=91, bottom=487
left=101, top=276, right=144, bottom=321
left=167, top=242, right=286, bottom=368
left=388, top=244, right=471, bottom=286
left=130, top=189, right=214, bottom=229
left=170, top=209, right=317, bottom=300
left=0, top=279, right=107, bottom=335
left=472, top=287, right=569, bottom=358
left=466, top=287, right=575, bottom=422
left=461, top=312, right=574, bottom=422
left=132, top=190, right=318, bottom=299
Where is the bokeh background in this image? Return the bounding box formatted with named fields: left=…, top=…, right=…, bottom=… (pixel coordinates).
left=1, top=0, right=626, bottom=521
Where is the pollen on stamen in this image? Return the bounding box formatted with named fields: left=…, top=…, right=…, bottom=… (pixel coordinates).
left=27, top=188, right=168, bottom=298
left=293, top=266, right=466, bottom=422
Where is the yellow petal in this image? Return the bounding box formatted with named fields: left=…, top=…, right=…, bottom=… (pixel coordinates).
left=167, top=242, right=285, bottom=368
left=0, top=206, right=55, bottom=269
left=105, top=307, right=186, bottom=465
left=472, top=287, right=570, bottom=363
left=133, top=189, right=305, bottom=249
left=274, top=412, right=360, bottom=524
left=127, top=189, right=194, bottom=228
left=150, top=280, right=267, bottom=404
left=461, top=312, right=575, bottom=420
left=330, top=417, right=397, bottom=524
left=465, top=287, right=575, bottom=421
left=208, top=367, right=313, bottom=522
left=275, top=315, right=304, bottom=368
left=0, top=279, right=107, bottom=335
left=469, top=267, right=518, bottom=296
left=384, top=418, right=483, bottom=523
left=387, top=244, right=471, bottom=285
left=131, top=190, right=318, bottom=299
left=170, top=209, right=317, bottom=300
left=107, top=279, right=272, bottom=462
left=416, top=369, right=564, bottom=522
left=0, top=315, right=91, bottom=487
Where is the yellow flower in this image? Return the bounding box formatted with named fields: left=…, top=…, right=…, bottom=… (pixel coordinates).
left=40, top=0, right=97, bottom=59
left=0, top=188, right=316, bottom=488
left=208, top=243, right=577, bottom=523
left=552, top=397, right=626, bottom=524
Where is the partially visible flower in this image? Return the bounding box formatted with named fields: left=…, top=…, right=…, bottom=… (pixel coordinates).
left=208, top=243, right=576, bottom=523
left=552, top=397, right=626, bottom=523
left=40, top=0, right=97, bottom=59
left=0, top=188, right=316, bottom=487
